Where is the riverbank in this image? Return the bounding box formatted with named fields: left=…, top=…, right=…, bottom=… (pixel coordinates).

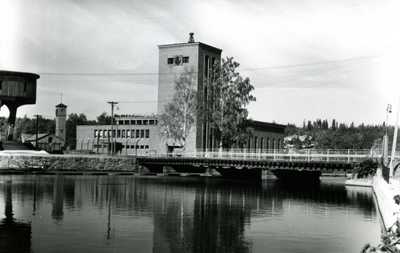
left=361, top=172, right=400, bottom=252
left=0, top=153, right=137, bottom=171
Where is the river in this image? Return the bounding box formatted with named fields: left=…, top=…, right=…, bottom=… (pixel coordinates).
left=0, top=175, right=381, bottom=253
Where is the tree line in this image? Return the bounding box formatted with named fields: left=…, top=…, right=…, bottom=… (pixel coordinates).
left=285, top=119, right=391, bottom=150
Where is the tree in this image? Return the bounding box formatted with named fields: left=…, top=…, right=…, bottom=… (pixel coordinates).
left=159, top=68, right=197, bottom=151
left=66, top=113, right=95, bottom=149
left=207, top=57, right=256, bottom=149
left=97, top=112, right=112, bottom=125
left=14, top=115, right=55, bottom=139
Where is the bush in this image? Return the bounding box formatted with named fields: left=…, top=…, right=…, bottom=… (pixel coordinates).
left=353, top=159, right=378, bottom=178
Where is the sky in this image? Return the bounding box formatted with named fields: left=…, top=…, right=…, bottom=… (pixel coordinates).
left=1, top=0, right=400, bottom=126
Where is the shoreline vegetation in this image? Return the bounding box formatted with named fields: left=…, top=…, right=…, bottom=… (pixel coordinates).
left=285, top=119, right=395, bottom=150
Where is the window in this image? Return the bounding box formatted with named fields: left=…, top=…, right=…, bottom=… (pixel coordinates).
left=145, top=129, right=150, bottom=138
left=137, top=120, right=142, bottom=125
left=118, top=120, right=124, bottom=125
left=94, top=130, right=97, bottom=138
left=136, top=145, right=140, bottom=149
left=131, top=120, right=136, bottom=125
left=167, top=58, right=174, bottom=64
left=183, top=57, right=189, bottom=63
left=112, top=130, right=116, bottom=137
left=136, top=129, right=140, bottom=138
left=122, top=130, right=125, bottom=138
left=140, top=129, right=145, bottom=138
left=117, top=130, right=121, bottom=138
left=99, top=130, right=103, bottom=137
left=126, top=130, right=130, bottom=138
left=254, top=136, right=258, bottom=150
left=108, top=130, right=112, bottom=137
left=140, top=145, right=144, bottom=149
left=145, top=145, right=149, bottom=149
left=149, top=120, right=155, bottom=125
left=125, top=120, right=129, bottom=125
left=131, top=130, right=134, bottom=138
left=143, top=120, right=148, bottom=125
left=204, top=55, right=209, bottom=78
left=103, top=130, right=107, bottom=137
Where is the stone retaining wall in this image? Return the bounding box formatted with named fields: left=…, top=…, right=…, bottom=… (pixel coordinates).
left=0, top=155, right=137, bottom=171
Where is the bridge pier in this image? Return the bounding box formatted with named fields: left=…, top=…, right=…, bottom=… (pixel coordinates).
left=216, top=167, right=262, bottom=182
left=270, top=169, right=321, bottom=183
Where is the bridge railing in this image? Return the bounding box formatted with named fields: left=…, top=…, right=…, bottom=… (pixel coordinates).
left=164, top=149, right=398, bottom=163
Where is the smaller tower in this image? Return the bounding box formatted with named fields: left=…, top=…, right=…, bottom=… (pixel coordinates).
left=55, top=103, right=67, bottom=145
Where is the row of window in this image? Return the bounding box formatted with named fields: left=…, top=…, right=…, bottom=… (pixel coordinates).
left=122, top=145, right=149, bottom=149
left=117, top=119, right=157, bottom=126
left=167, top=56, right=189, bottom=65
left=0, top=81, right=28, bottom=92
left=92, top=144, right=149, bottom=150
left=249, top=136, right=282, bottom=150
left=94, top=129, right=150, bottom=138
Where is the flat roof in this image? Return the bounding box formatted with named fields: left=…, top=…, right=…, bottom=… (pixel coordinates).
left=0, top=70, right=40, bottom=79
left=158, top=42, right=222, bottom=53
left=245, top=120, right=286, bottom=133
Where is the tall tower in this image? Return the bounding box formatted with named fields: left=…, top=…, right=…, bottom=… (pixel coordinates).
left=158, top=33, right=222, bottom=153
left=55, top=103, right=67, bottom=144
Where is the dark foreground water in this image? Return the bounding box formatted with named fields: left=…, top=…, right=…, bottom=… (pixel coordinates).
left=0, top=175, right=381, bottom=253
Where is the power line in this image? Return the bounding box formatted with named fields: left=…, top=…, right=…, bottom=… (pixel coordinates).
left=37, top=55, right=376, bottom=76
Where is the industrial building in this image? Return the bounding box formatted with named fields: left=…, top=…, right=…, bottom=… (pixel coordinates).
left=76, top=33, right=285, bottom=155
left=76, top=114, right=160, bottom=155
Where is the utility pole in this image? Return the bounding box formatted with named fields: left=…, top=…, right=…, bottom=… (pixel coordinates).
left=390, top=98, right=400, bottom=178
left=34, top=114, right=40, bottom=150
left=384, top=104, right=392, bottom=165
left=107, top=101, right=118, bottom=155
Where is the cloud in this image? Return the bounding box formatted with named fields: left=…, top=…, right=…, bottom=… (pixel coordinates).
left=0, top=0, right=399, bottom=125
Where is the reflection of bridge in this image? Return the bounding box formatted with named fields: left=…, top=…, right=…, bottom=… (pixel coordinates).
left=137, top=149, right=385, bottom=182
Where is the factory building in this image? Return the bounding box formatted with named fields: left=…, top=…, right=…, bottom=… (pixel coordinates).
left=76, top=33, right=286, bottom=155
left=76, top=115, right=160, bottom=155
left=157, top=33, right=222, bottom=153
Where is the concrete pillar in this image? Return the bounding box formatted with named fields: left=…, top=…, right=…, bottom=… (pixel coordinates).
left=6, top=103, right=18, bottom=141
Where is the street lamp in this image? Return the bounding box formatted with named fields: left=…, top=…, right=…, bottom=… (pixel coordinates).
left=107, top=101, right=118, bottom=155
left=386, top=104, right=392, bottom=136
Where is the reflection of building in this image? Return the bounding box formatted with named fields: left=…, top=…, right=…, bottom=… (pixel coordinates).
left=52, top=175, right=64, bottom=221
left=76, top=114, right=160, bottom=155
left=0, top=70, right=39, bottom=140
left=0, top=180, right=32, bottom=252
left=151, top=184, right=252, bottom=253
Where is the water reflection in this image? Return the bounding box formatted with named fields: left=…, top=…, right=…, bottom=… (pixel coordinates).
left=0, top=180, right=32, bottom=253
left=0, top=176, right=380, bottom=253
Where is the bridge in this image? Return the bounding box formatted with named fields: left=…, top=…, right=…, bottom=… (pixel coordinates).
left=137, top=149, right=386, bottom=182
